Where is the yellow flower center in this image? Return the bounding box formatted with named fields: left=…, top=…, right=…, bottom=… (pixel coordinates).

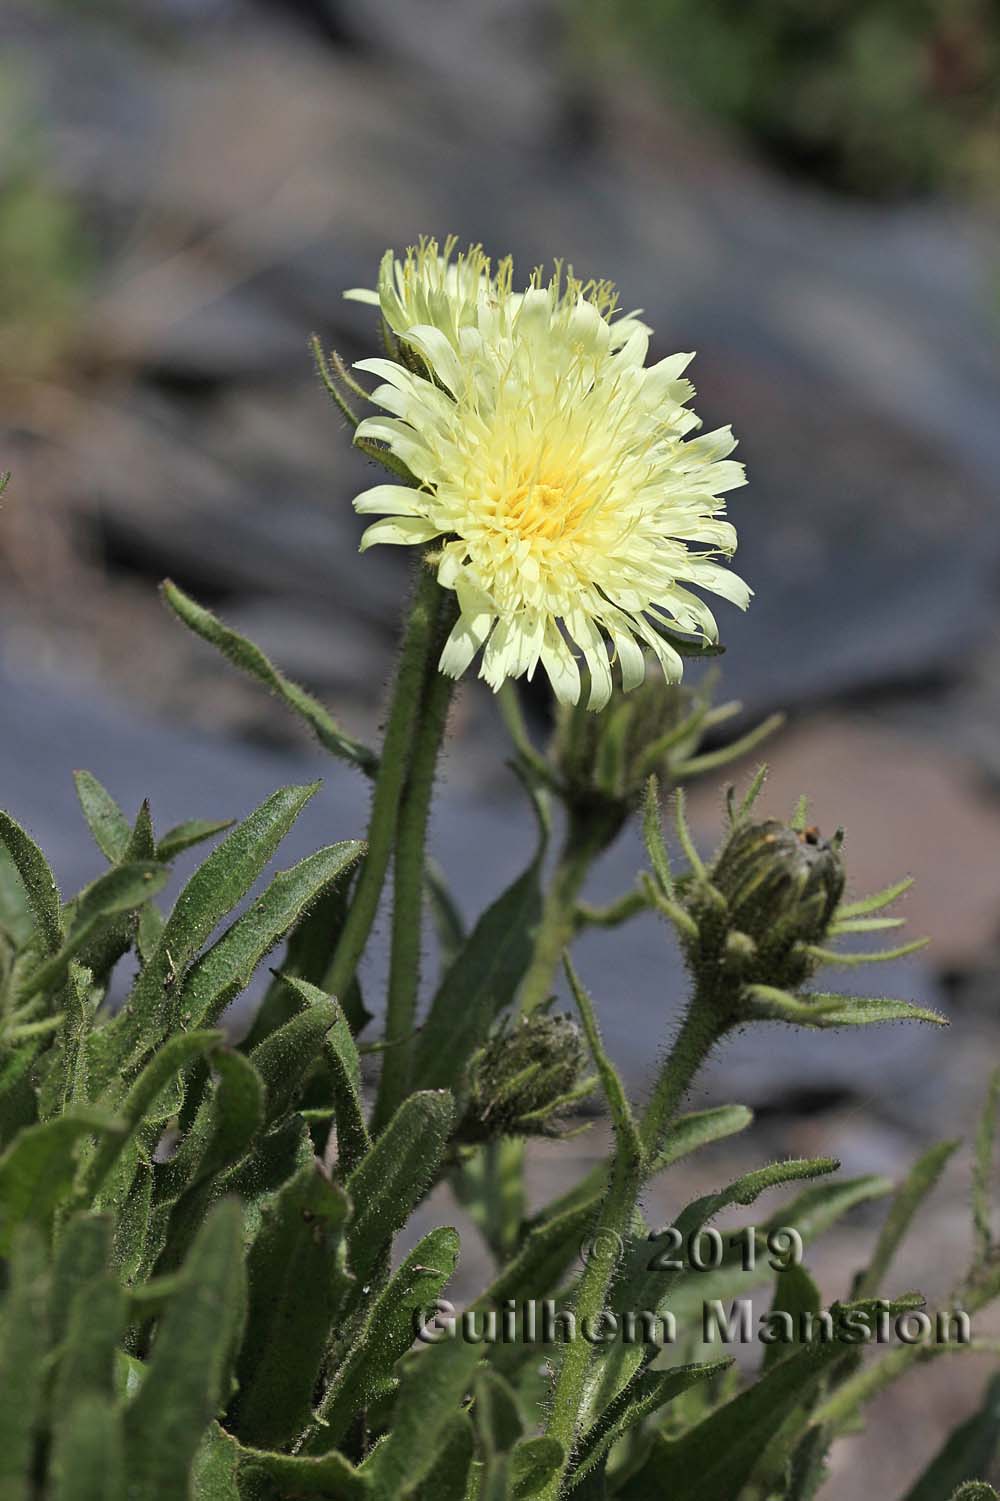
left=499, top=474, right=594, bottom=546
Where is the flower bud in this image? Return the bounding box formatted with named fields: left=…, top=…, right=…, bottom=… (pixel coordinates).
left=550, top=677, right=706, bottom=851
left=456, top=1014, right=592, bottom=1143
left=685, top=817, right=846, bottom=1002
left=712, top=819, right=845, bottom=946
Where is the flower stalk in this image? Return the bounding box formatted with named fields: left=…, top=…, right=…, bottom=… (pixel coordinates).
left=372, top=592, right=457, bottom=1132
left=323, top=562, right=442, bottom=1007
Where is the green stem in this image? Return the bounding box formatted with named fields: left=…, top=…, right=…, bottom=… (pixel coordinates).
left=640, top=990, right=720, bottom=1157
left=519, top=817, right=616, bottom=1014
left=372, top=615, right=456, bottom=1133
left=541, top=962, right=643, bottom=1500
left=323, top=564, right=441, bottom=1006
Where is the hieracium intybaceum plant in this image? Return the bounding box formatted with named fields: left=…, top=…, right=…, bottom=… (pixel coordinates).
left=1, top=243, right=999, bottom=1501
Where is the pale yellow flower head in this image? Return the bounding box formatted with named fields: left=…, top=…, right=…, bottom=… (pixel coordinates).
left=345, top=236, right=495, bottom=348
left=351, top=245, right=750, bottom=709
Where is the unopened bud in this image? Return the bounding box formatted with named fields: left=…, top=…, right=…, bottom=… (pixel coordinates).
left=456, top=1013, right=592, bottom=1143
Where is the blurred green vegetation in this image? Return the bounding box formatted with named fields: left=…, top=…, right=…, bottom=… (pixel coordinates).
left=573, top=0, right=1000, bottom=200
left=0, top=70, right=92, bottom=375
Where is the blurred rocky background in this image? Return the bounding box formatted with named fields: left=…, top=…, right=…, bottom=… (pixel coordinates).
left=2, top=1, right=1000, bottom=1492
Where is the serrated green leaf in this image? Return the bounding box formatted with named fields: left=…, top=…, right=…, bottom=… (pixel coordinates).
left=0, top=808, right=63, bottom=953
left=0, top=1225, right=49, bottom=1501
left=49, top=1393, right=126, bottom=1501
left=950, top=1486, right=1000, bottom=1501
left=156, top=818, right=236, bottom=862
left=229, top=1159, right=349, bottom=1448
left=123, top=1200, right=246, bottom=1498
left=903, top=1373, right=1000, bottom=1501
left=73, top=771, right=130, bottom=863
left=178, top=841, right=363, bottom=1030
left=346, top=1089, right=455, bottom=1285
left=414, top=856, right=543, bottom=1091
left=0, top=1108, right=123, bottom=1250
left=162, top=581, right=377, bottom=775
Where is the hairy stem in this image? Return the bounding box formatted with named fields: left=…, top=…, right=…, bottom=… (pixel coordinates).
left=540, top=960, right=644, bottom=1499
left=372, top=614, right=456, bottom=1133
left=323, top=564, right=441, bottom=1007
left=640, top=990, right=720, bottom=1156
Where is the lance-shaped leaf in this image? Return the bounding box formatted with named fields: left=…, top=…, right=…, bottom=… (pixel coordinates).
left=664, top=1172, right=892, bottom=1331
left=52, top=1273, right=126, bottom=1415
left=158, top=1048, right=265, bottom=1206
left=74, top=771, right=130, bottom=864
left=50, top=1213, right=114, bottom=1345
left=474, top=1366, right=522, bottom=1501
left=570, top=1360, right=730, bottom=1490
left=122, top=1199, right=246, bottom=1498
left=413, top=1412, right=476, bottom=1501
left=745, top=985, right=947, bottom=1029
left=229, top=1160, right=350, bottom=1449
left=591, top=1158, right=841, bottom=1424
left=105, top=783, right=320, bottom=1077
left=0, top=1108, right=124, bottom=1250
left=0, top=809, right=63, bottom=953
left=530, top=1104, right=754, bottom=1232
left=972, top=1070, right=1000, bottom=1273
left=49, top=1394, right=126, bottom=1501
left=619, top=1296, right=924, bottom=1501
left=15, top=862, right=168, bottom=1005
left=237, top=1447, right=370, bottom=1498
left=243, top=876, right=369, bottom=1048
left=178, top=841, right=363, bottom=1030
left=367, top=1335, right=483, bottom=1500
left=413, top=855, right=544, bottom=1092
left=0, top=1225, right=49, bottom=1500
left=511, top=1438, right=565, bottom=1500
left=74, top=1029, right=222, bottom=1208
left=248, top=996, right=339, bottom=1127
left=264, top=973, right=370, bottom=1171
left=903, top=1373, right=1000, bottom=1501
left=162, top=581, right=377, bottom=775
left=155, top=1050, right=266, bottom=1275
left=311, top=1226, right=460, bottom=1448
left=856, top=1139, right=960, bottom=1300
left=346, top=1090, right=455, bottom=1284
left=155, top=818, right=235, bottom=862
